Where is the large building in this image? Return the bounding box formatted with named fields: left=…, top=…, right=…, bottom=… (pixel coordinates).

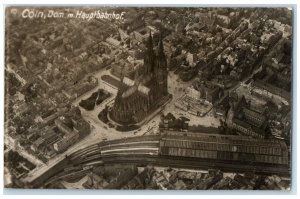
left=190, top=80, right=224, bottom=104
left=160, top=131, right=289, bottom=166
left=250, top=66, right=291, bottom=105
left=110, top=33, right=168, bottom=125
left=227, top=96, right=269, bottom=139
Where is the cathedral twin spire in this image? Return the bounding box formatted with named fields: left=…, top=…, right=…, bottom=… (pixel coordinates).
left=144, top=31, right=166, bottom=74
left=146, top=31, right=154, bottom=54
left=156, top=34, right=165, bottom=59
left=146, top=31, right=165, bottom=57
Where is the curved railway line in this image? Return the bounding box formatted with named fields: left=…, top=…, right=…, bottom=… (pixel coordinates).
left=40, top=134, right=290, bottom=187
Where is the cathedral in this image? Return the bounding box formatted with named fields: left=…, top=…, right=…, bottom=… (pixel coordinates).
left=110, top=32, right=168, bottom=125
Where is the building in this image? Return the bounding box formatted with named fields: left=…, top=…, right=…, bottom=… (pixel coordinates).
left=111, top=59, right=143, bottom=79
left=110, top=32, right=168, bottom=125
left=250, top=66, right=291, bottom=105
left=63, top=76, right=98, bottom=100
left=186, top=86, right=200, bottom=101
left=31, top=130, right=59, bottom=152
left=160, top=131, right=289, bottom=166
left=186, top=52, right=197, bottom=67
left=55, top=118, right=73, bottom=135
left=252, top=79, right=290, bottom=105
left=193, top=81, right=223, bottom=104
left=53, top=130, right=79, bottom=153
left=106, top=37, right=121, bottom=47
left=227, top=96, right=269, bottom=138
left=159, top=113, right=189, bottom=131
left=130, top=26, right=159, bottom=45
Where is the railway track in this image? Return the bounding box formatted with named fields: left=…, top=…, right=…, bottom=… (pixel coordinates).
left=41, top=134, right=290, bottom=187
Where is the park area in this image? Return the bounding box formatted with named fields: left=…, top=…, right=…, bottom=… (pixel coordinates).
left=79, top=89, right=111, bottom=111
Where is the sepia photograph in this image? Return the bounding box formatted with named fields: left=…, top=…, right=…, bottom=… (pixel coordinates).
left=4, top=6, right=293, bottom=191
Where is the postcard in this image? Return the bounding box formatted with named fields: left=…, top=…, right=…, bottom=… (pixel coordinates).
left=4, top=6, right=292, bottom=190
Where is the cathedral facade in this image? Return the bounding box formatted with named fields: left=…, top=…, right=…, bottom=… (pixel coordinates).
left=110, top=33, right=168, bottom=125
